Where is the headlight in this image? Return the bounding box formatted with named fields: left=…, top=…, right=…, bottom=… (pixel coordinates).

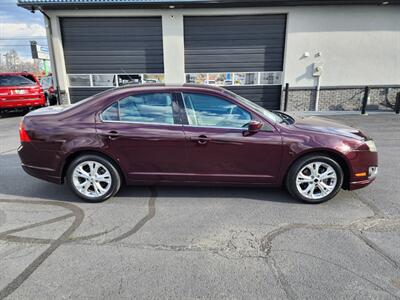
left=365, top=140, right=377, bottom=152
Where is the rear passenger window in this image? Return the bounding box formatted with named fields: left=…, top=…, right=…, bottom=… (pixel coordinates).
left=101, top=93, right=175, bottom=125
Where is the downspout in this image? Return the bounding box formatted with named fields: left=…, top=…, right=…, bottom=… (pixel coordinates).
left=39, top=8, right=62, bottom=105
left=315, top=76, right=321, bottom=112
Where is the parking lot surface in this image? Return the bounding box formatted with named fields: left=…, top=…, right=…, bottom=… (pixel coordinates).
left=0, top=112, right=399, bottom=299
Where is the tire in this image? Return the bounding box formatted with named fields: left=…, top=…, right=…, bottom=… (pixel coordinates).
left=50, top=95, right=58, bottom=106
left=66, top=154, right=121, bottom=202
left=285, top=155, right=343, bottom=204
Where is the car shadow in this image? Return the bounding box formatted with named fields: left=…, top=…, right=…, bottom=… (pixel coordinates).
left=2, top=179, right=297, bottom=205
left=1, top=153, right=297, bottom=204
left=118, top=185, right=298, bottom=204
left=0, top=110, right=27, bottom=119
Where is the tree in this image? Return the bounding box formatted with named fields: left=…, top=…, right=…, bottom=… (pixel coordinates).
left=0, top=49, right=41, bottom=75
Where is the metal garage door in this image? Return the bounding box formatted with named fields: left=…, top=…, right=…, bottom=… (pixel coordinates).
left=60, top=17, right=164, bottom=102
left=184, top=15, right=286, bottom=109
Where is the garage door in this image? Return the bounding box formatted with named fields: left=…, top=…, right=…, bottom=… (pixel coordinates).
left=60, top=17, right=164, bottom=103
left=184, top=15, right=286, bottom=109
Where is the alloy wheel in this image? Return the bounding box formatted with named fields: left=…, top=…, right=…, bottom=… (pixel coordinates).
left=295, top=162, right=337, bottom=200
left=72, top=161, right=112, bottom=198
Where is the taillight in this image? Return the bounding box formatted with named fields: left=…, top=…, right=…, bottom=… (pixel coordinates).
left=19, top=122, right=31, bottom=142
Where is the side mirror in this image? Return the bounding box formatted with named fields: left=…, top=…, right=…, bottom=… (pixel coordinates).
left=246, top=120, right=263, bottom=134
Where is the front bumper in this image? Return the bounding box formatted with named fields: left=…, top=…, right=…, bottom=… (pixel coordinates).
left=347, top=150, right=378, bottom=191
left=349, top=178, right=376, bottom=190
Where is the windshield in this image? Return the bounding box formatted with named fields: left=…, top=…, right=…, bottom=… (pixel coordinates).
left=222, top=89, right=284, bottom=124
left=0, top=75, right=36, bottom=87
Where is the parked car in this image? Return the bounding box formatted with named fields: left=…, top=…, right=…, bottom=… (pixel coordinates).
left=39, top=75, right=58, bottom=106
left=0, top=72, right=45, bottom=113
left=18, top=84, right=378, bottom=203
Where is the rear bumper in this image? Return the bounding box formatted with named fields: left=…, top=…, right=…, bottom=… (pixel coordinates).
left=0, top=97, right=45, bottom=109
left=21, top=163, right=62, bottom=184
left=18, top=144, right=63, bottom=184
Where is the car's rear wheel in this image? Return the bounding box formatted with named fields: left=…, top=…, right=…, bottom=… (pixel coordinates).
left=286, top=155, right=343, bottom=204
left=66, top=154, right=121, bottom=202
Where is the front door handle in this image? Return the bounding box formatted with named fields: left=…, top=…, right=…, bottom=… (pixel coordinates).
left=190, top=135, right=210, bottom=145
left=104, top=130, right=120, bottom=140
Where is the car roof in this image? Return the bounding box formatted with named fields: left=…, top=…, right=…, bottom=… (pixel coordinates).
left=114, top=83, right=228, bottom=93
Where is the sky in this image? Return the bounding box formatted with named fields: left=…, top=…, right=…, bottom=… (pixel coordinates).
left=0, top=0, right=47, bottom=62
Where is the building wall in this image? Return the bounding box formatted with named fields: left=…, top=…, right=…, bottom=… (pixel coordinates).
left=47, top=5, right=400, bottom=110
left=282, top=87, right=400, bottom=111
left=284, top=6, right=400, bottom=88
left=283, top=5, right=400, bottom=111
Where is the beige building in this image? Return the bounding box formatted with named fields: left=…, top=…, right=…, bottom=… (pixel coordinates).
left=18, top=0, right=400, bottom=111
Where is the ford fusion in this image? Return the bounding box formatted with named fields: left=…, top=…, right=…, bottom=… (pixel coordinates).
left=18, top=84, right=378, bottom=203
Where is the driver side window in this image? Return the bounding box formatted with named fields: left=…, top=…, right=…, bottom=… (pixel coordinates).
left=182, top=93, right=251, bottom=128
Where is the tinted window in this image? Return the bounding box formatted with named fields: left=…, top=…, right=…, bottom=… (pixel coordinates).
left=182, top=93, right=251, bottom=128
left=101, top=102, right=119, bottom=121
left=0, top=75, right=35, bottom=87
left=101, top=93, right=175, bottom=125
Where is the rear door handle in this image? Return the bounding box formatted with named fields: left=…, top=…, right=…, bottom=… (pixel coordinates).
left=190, top=135, right=210, bottom=145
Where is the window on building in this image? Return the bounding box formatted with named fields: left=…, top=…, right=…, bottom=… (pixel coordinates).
left=68, top=75, right=91, bottom=87
left=92, top=74, right=116, bottom=87
left=117, top=74, right=142, bottom=86
left=182, top=93, right=251, bottom=128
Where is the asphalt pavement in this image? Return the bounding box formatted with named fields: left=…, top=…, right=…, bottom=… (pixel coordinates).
left=0, top=111, right=399, bottom=299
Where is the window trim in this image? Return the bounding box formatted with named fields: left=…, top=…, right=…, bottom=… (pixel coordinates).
left=99, top=92, right=181, bottom=126
left=178, top=91, right=254, bottom=130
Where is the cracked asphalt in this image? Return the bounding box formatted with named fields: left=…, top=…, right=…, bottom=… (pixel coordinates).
left=0, top=112, right=399, bottom=299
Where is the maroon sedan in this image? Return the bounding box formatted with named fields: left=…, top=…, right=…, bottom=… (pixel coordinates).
left=18, top=84, right=378, bottom=203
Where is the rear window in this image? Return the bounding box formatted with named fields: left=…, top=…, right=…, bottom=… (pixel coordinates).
left=0, top=75, right=36, bottom=87
left=40, top=77, right=52, bottom=88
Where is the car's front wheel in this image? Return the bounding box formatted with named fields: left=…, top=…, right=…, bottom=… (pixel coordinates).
left=66, top=154, right=121, bottom=202
left=286, top=155, right=343, bottom=204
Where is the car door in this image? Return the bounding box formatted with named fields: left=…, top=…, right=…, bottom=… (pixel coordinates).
left=179, top=92, right=282, bottom=184
left=96, top=91, right=186, bottom=184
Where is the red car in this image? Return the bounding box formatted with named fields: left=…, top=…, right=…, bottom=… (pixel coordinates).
left=0, top=72, right=45, bottom=113
left=18, top=84, right=378, bottom=203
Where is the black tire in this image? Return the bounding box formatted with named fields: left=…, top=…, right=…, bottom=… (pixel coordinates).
left=50, top=95, right=58, bottom=106
left=285, top=155, right=343, bottom=204
left=66, top=154, right=121, bottom=203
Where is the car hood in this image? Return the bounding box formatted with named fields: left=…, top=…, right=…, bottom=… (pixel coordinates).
left=292, top=116, right=368, bottom=141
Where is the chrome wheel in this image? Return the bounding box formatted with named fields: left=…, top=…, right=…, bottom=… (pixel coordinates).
left=295, top=162, right=337, bottom=200
left=72, top=161, right=112, bottom=198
